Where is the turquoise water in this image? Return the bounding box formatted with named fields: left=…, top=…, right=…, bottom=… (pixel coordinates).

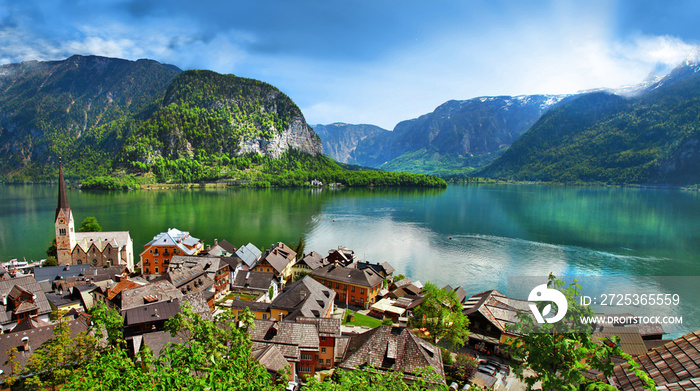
left=2, top=184, right=699, bottom=336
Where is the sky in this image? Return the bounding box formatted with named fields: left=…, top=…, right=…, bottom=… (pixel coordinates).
left=1, top=0, right=700, bottom=130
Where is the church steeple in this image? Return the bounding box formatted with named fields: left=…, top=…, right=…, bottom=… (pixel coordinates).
left=55, top=157, right=75, bottom=265
left=56, top=157, right=70, bottom=220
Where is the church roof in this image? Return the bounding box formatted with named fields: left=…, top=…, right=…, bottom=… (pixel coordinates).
left=56, top=160, right=70, bottom=220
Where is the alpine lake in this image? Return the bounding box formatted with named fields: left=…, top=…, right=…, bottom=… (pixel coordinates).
left=2, top=183, right=700, bottom=338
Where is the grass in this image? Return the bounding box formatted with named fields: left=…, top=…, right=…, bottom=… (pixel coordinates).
left=343, top=311, right=383, bottom=328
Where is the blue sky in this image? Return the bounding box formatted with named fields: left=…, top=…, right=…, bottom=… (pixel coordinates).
left=1, top=0, right=699, bottom=129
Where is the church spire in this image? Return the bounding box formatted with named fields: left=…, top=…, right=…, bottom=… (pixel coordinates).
left=56, top=157, right=70, bottom=220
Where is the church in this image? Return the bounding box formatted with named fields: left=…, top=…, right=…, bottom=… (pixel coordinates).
left=54, top=162, right=135, bottom=270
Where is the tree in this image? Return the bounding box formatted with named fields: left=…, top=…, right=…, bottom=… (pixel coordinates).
left=43, top=257, right=59, bottom=267
left=46, top=238, right=57, bottom=258
left=304, top=367, right=449, bottom=391
left=289, top=236, right=305, bottom=260
left=506, top=274, right=656, bottom=390
left=451, top=354, right=478, bottom=384
left=412, top=282, right=469, bottom=347
left=78, top=216, right=102, bottom=232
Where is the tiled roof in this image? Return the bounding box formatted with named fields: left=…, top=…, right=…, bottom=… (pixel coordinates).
left=296, top=317, right=341, bottom=337
left=340, top=326, right=445, bottom=384
left=593, top=326, right=649, bottom=357
left=250, top=320, right=320, bottom=352
left=74, top=231, right=132, bottom=251
left=232, top=271, right=274, bottom=291
left=356, top=261, right=395, bottom=276
left=463, top=290, right=532, bottom=335
left=0, top=276, right=52, bottom=325
left=14, top=301, right=39, bottom=314
left=252, top=341, right=300, bottom=361
left=106, top=279, right=144, bottom=301
left=162, top=265, right=207, bottom=288
left=261, top=252, right=290, bottom=275
left=11, top=316, right=51, bottom=332
left=45, top=292, right=81, bottom=308
left=141, top=330, right=183, bottom=358
left=8, top=285, right=32, bottom=300
left=123, top=291, right=212, bottom=327
left=120, top=281, right=182, bottom=311
left=601, top=329, right=700, bottom=390
left=228, top=300, right=270, bottom=313
left=271, top=276, right=335, bottom=320
left=0, top=318, right=89, bottom=375
left=312, top=264, right=383, bottom=288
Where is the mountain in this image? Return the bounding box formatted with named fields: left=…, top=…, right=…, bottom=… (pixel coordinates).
left=0, top=55, right=181, bottom=180
left=312, top=123, right=390, bottom=165
left=0, top=55, right=445, bottom=188
left=315, top=95, right=569, bottom=176
left=478, top=54, right=700, bottom=186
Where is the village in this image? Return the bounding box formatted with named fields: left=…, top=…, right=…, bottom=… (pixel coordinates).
left=0, top=165, right=697, bottom=391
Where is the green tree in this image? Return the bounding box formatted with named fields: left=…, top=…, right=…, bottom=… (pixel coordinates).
left=506, top=274, right=656, bottom=391
left=46, top=238, right=57, bottom=258
left=304, top=367, right=449, bottom=391
left=43, top=257, right=59, bottom=267
left=451, top=354, right=478, bottom=384
left=289, top=236, right=306, bottom=260
left=78, top=216, right=102, bottom=232
left=412, top=282, right=469, bottom=347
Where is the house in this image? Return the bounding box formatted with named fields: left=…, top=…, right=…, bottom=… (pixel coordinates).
left=252, top=344, right=293, bottom=382
left=119, top=280, right=184, bottom=311
left=54, top=162, right=134, bottom=269
left=122, top=291, right=213, bottom=336
left=369, top=298, right=407, bottom=321
left=33, top=264, right=92, bottom=286
left=296, top=317, right=344, bottom=370
left=291, top=251, right=326, bottom=280
left=0, top=276, right=52, bottom=333
left=462, top=290, right=532, bottom=355
left=228, top=276, right=335, bottom=322
left=140, top=228, right=203, bottom=277
left=268, top=276, right=335, bottom=321
left=253, top=242, right=297, bottom=283
left=158, top=265, right=214, bottom=296
left=326, top=247, right=355, bottom=266
left=230, top=271, right=277, bottom=301
left=339, top=326, right=445, bottom=385
left=442, top=285, right=468, bottom=304
left=235, top=243, right=263, bottom=269
left=249, top=320, right=321, bottom=380
left=0, top=318, right=89, bottom=376
left=167, top=256, right=230, bottom=299
left=101, top=277, right=148, bottom=311
left=204, top=239, right=237, bottom=257
left=355, top=261, right=395, bottom=279
left=45, top=290, right=84, bottom=313
left=598, top=329, right=700, bottom=390
left=311, top=263, right=383, bottom=308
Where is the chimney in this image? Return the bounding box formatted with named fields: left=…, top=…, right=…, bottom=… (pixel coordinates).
left=21, top=337, right=30, bottom=352
left=214, top=239, right=218, bottom=246
left=206, top=245, right=211, bottom=251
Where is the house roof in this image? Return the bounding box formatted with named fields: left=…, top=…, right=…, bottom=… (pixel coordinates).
left=340, top=326, right=445, bottom=384
left=252, top=344, right=291, bottom=373
left=232, top=271, right=275, bottom=291
left=45, top=292, right=81, bottom=308
left=120, top=280, right=183, bottom=311
left=250, top=319, right=320, bottom=353
left=600, top=329, right=700, bottom=390
left=81, top=265, right=128, bottom=282
left=271, top=276, right=335, bottom=320
left=142, top=228, right=199, bottom=256
left=228, top=300, right=271, bottom=313
left=74, top=231, right=132, bottom=252
left=236, top=243, right=262, bottom=267
left=123, top=291, right=212, bottom=327
left=11, top=316, right=51, bottom=332
left=0, top=318, right=89, bottom=375
left=0, top=276, right=52, bottom=325
left=141, top=330, right=183, bottom=358
left=33, top=264, right=92, bottom=283
left=593, top=326, right=649, bottom=357
left=106, top=279, right=145, bottom=301
left=311, top=264, right=383, bottom=288
left=297, top=251, right=325, bottom=270
left=356, top=261, right=395, bottom=276
left=463, top=290, right=532, bottom=335
left=261, top=252, right=291, bottom=275
left=296, top=317, right=342, bottom=337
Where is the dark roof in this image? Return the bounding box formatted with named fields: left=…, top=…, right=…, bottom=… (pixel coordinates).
left=81, top=265, right=128, bottom=282
left=0, top=276, right=52, bottom=325
left=123, top=291, right=212, bottom=327
left=141, top=330, right=183, bottom=358
left=261, top=252, right=290, bottom=275
left=340, top=326, right=445, bottom=384
left=296, top=317, right=341, bottom=337
left=33, top=264, right=92, bottom=283
left=232, top=271, right=275, bottom=291
left=271, top=276, right=335, bottom=320
left=311, top=264, right=383, bottom=288
left=221, top=256, right=243, bottom=270
left=11, top=316, right=51, bottom=332
left=356, top=261, right=395, bottom=276
left=45, top=292, right=81, bottom=308
left=120, top=280, right=182, bottom=311
left=228, top=300, right=271, bottom=313
left=462, top=290, right=532, bottom=335
left=297, top=251, right=325, bottom=270
left=161, top=265, right=207, bottom=288
left=56, top=161, right=70, bottom=220
left=601, top=329, right=700, bottom=390
left=0, top=318, right=89, bottom=375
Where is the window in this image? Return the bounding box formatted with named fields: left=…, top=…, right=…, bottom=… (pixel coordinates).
left=335, top=283, right=339, bottom=289
left=59, top=228, right=66, bottom=236
left=360, top=288, right=365, bottom=295
left=326, top=359, right=331, bottom=365
left=351, top=296, right=355, bottom=302
left=320, top=337, right=326, bottom=342
left=262, top=313, right=268, bottom=320
left=351, top=286, right=355, bottom=292
left=155, top=267, right=159, bottom=274
left=321, top=347, right=326, bottom=353
left=342, top=294, right=346, bottom=301
left=300, top=354, right=313, bottom=361
left=299, top=366, right=312, bottom=373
